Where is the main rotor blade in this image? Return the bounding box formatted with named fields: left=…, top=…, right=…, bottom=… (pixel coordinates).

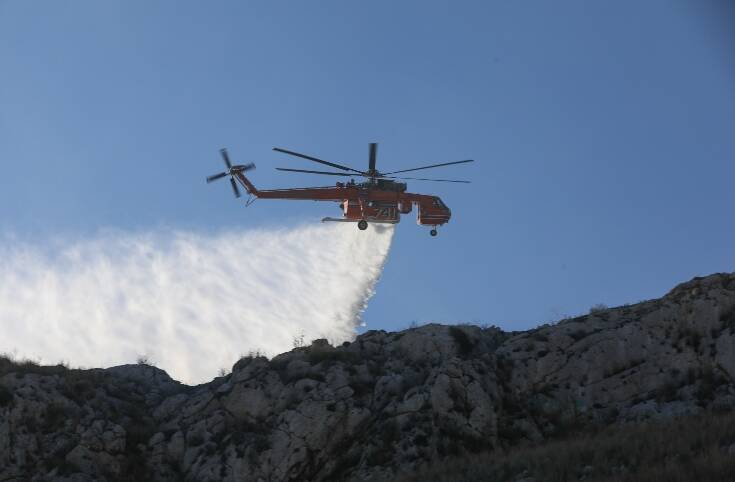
left=230, top=177, right=241, bottom=198
left=382, top=175, right=471, bottom=183
left=382, top=159, right=474, bottom=175
left=369, top=143, right=377, bottom=172
left=273, top=147, right=365, bottom=174
left=220, top=148, right=232, bottom=169
left=276, top=167, right=360, bottom=177
left=206, top=172, right=228, bottom=183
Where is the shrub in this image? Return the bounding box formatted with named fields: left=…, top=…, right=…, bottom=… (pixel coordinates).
left=720, top=306, right=735, bottom=333
left=379, top=419, right=401, bottom=445
left=0, top=354, right=68, bottom=378
left=0, top=384, right=13, bottom=407
left=394, top=410, right=735, bottom=482
left=496, top=354, right=514, bottom=382
left=449, top=326, right=475, bottom=356
left=678, top=327, right=702, bottom=351
left=656, top=380, right=680, bottom=403
left=253, top=433, right=270, bottom=452
left=126, top=418, right=156, bottom=448
left=437, top=437, right=462, bottom=457
left=569, top=329, right=588, bottom=341
left=329, top=449, right=362, bottom=479
left=0, top=354, right=15, bottom=375
left=306, top=347, right=358, bottom=365
left=61, top=378, right=95, bottom=404
left=45, top=445, right=78, bottom=476
left=42, top=403, right=68, bottom=432
left=414, top=433, right=429, bottom=446
left=188, top=433, right=205, bottom=447
left=589, top=303, right=608, bottom=314
left=349, top=377, right=376, bottom=397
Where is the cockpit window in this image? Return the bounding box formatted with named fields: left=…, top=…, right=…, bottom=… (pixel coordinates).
left=432, top=198, right=446, bottom=208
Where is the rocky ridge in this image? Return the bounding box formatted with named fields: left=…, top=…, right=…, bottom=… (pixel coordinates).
left=1, top=272, right=735, bottom=481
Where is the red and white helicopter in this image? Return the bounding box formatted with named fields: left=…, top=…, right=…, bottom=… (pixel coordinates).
left=206, top=143, right=473, bottom=236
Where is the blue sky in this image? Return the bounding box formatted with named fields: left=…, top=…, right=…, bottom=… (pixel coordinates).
left=1, top=1, right=734, bottom=333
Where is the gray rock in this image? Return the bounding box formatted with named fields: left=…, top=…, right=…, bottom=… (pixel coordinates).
left=0, top=272, right=734, bottom=481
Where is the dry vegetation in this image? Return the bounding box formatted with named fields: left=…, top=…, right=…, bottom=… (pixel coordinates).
left=394, top=410, right=735, bottom=482
left=0, top=353, right=174, bottom=480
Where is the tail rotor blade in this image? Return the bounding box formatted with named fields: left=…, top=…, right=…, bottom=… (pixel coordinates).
left=230, top=177, right=241, bottom=198
left=220, top=148, right=232, bottom=169
left=206, top=172, right=228, bottom=183
left=233, top=163, right=256, bottom=172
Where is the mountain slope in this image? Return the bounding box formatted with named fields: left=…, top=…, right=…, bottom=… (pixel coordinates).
left=1, top=272, right=734, bottom=481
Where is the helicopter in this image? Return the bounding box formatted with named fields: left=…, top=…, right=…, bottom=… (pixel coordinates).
left=206, top=143, right=473, bottom=236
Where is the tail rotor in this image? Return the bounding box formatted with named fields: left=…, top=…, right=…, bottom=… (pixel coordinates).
left=206, top=148, right=255, bottom=199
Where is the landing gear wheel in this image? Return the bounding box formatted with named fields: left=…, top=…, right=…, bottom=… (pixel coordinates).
left=430, top=229, right=438, bottom=237
left=358, top=220, right=368, bottom=231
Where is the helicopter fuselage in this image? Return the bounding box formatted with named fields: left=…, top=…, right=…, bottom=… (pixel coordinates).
left=235, top=173, right=451, bottom=226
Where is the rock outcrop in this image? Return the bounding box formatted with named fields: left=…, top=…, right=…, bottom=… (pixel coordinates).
left=1, top=272, right=735, bottom=481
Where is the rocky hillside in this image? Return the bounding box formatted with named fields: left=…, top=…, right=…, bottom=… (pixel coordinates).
left=1, top=272, right=735, bottom=481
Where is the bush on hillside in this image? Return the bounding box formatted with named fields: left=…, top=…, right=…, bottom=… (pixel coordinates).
left=449, top=326, right=475, bottom=357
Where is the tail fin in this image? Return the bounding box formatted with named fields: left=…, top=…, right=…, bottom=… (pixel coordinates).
left=235, top=170, right=259, bottom=196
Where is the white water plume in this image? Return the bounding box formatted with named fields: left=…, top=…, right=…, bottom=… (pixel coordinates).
left=0, top=223, right=394, bottom=383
